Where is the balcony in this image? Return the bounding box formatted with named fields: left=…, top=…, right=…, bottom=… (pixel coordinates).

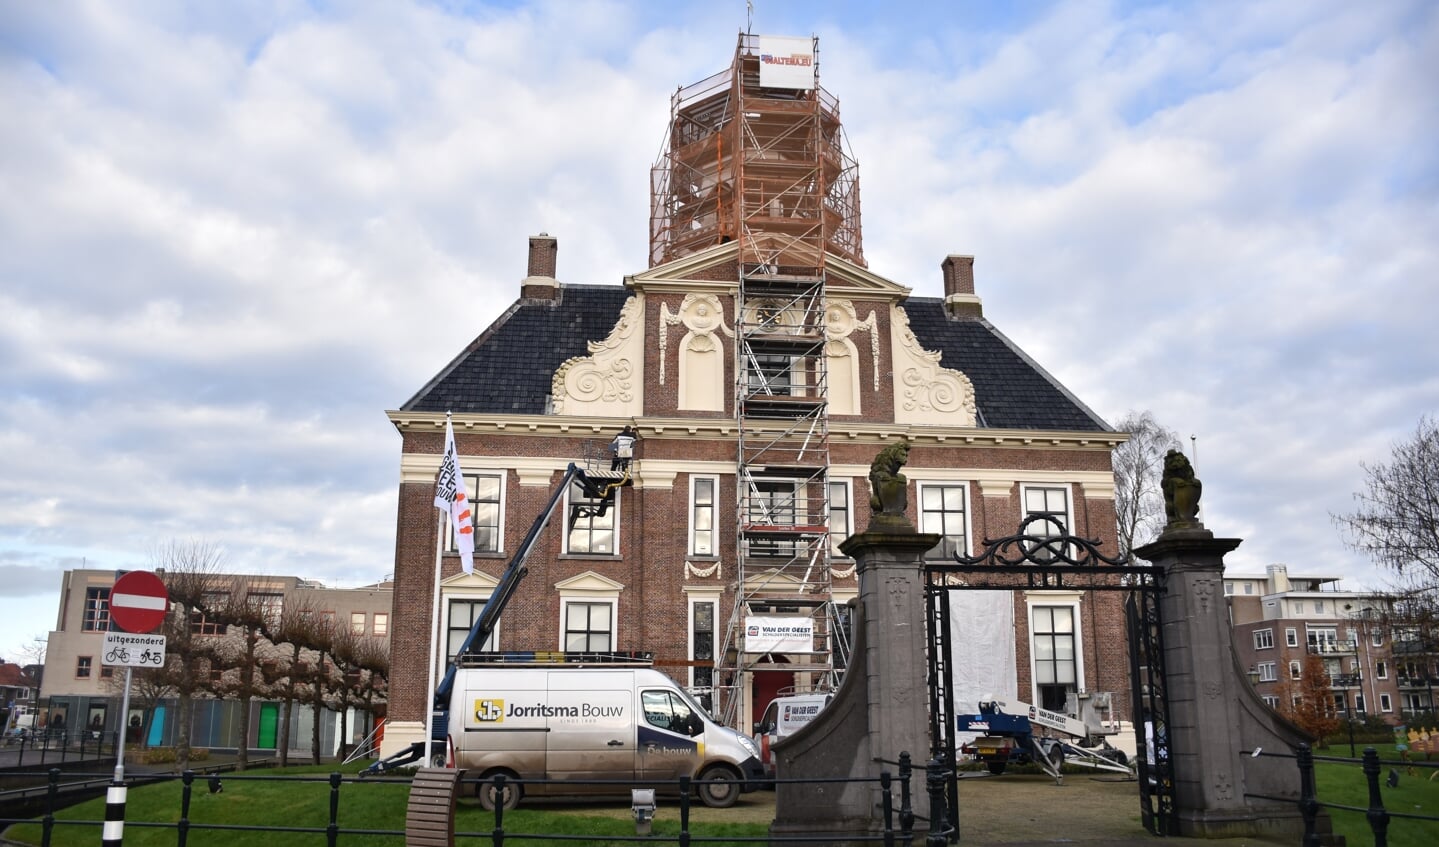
left=1307, top=640, right=1358, bottom=656
left=1392, top=640, right=1439, bottom=657
left=1397, top=675, right=1437, bottom=689
left=1328, top=674, right=1363, bottom=688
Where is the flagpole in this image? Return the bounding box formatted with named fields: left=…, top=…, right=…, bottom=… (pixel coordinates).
left=422, top=413, right=451, bottom=768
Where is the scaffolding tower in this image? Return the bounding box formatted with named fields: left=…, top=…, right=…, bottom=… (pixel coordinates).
left=650, top=32, right=864, bottom=728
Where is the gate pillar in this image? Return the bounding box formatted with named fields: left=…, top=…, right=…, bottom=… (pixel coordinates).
left=1138, top=525, right=1318, bottom=840
left=769, top=510, right=939, bottom=844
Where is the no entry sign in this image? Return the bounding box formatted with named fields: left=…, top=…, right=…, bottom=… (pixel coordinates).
left=110, top=570, right=170, bottom=634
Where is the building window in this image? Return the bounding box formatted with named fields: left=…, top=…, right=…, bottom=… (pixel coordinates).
left=1380, top=693, right=1393, bottom=713
left=83, top=588, right=111, bottom=632
left=248, top=593, right=284, bottom=628
left=351, top=612, right=366, bottom=635
left=1263, top=695, right=1279, bottom=708
left=1258, top=662, right=1277, bottom=682
left=1286, top=628, right=1298, bottom=647
left=746, top=480, right=799, bottom=557
left=564, top=601, right=614, bottom=652
left=320, top=610, right=335, bottom=625
left=919, top=483, right=968, bottom=560
left=1244, top=582, right=1254, bottom=595
left=1315, top=601, right=1324, bottom=614
left=191, top=591, right=229, bottom=636
left=1376, top=661, right=1388, bottom=679
left=566, top=481, right=617, bottom=555
left=1031, top=605, right=1077, bottom=711
left=100, top=666, right=113, bottom=679
left=447, top=472, right=504, bottom=554
left=446, top=597, right=496, bottom=662
left=1307, top=627, right=1339, bottom=653
left=1371, top=630, right=1384, bottom=647
left=1022, top=485, right=1071, bottom=561
left=76, top=656, right=92, bottom=679
left=689, top=597, right=716, bottom=709
left=1254, top=629, right=1274, bottom=650
left=1355, top=693, right=1366, bottom=714
left=829, top=480, right=852, bottom=556
left=1225, top=582, right=1234, bottom=594
left=748, top=353, right=798, bottom=396
left=1289, top=661, right=1302, bottom=680
left=690, top=476, right=719, bottom=556
left=373, top=613, right=388, bottom=637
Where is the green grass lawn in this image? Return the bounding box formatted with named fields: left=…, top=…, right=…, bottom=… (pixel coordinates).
left=1, top=762, right=773, bottom=847
left=1310, top=743, right=1439, bottom=847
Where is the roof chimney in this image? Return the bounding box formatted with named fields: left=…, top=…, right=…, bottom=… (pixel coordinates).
left=941, top=254, right=982, bottom=319
left=521, top=233, right=559, bottom=300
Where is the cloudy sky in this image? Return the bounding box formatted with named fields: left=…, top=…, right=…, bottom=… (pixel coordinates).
left=2, top=0, right=1436, bottom=662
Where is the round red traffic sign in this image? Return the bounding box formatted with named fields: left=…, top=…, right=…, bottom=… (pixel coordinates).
left=110, top=570, right=170, bottom=634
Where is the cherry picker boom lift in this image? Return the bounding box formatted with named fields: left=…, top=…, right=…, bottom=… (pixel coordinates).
left=957, top=695, right=1132, bottom=783
left=363, top=461, right=631, bottom=774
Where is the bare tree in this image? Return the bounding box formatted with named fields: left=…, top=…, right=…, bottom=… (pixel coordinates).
left=1333, top=415, right=1439, bottom=585
left=1275, top=653, right=1341, bottom=746
left=269, top=597, right=324, bottom=767
left=1112, top=410, right=1182, bottom=560
left=152, top=539, right=226, bottom=770
left=209, top=577, right=279, bottom=771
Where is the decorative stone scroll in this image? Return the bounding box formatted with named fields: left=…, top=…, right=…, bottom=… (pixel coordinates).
left=824, top=300, right=880, bottom=390
left=551, top=294, right=645, bottom=416
left=660, top=294, right=733, bottom=412
left=889, top=305, right=977, bottom=426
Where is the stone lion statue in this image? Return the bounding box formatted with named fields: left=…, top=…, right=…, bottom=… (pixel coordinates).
left=869, top=441, right=910, bottom=516
left=1161, top=449, right=1202, bottom=526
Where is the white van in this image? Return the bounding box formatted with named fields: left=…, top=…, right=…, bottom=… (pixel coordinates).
left=753, top=692, right=833, bottom=777
left=448, top=663, right=764, bottom=810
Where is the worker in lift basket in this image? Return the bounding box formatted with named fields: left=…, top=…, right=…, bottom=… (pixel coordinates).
left=610, top=426, right=637, bottom=471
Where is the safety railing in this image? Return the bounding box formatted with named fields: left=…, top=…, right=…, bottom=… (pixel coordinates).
left=1244, top=743, right=1439, bottom=847
left=1, top=752, right=957, bottom=846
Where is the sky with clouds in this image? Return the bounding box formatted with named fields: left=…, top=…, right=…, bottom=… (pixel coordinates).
left=2, top=0, right=1436, bottom=662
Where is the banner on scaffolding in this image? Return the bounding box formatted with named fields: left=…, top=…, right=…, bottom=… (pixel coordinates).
left=758, top=35, right=815, bottom=90
left=744, top=616, right=814, bottom=653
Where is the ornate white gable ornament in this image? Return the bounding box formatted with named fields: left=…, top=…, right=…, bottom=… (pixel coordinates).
left=889, top=305, right=977, bottom=426
left=551, top=294, right=645, bottom=416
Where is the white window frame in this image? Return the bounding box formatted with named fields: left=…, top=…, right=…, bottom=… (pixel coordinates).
left=1024, top=592, right=1085, bottom=709
left=560, top=598, right=618, bottom=653
left=689, top=475, right=720, bottom=557
left=350, top=612, right=366, bottom=635
left=1258, top=662, right=1277, bottom=682
left=444, top=592, right=498, bottom=665
left=1225, top=582, right=1235, bottom=594
left=1376, top=660, right=1388, bottom=679
left=1254, top=629, right=1274, bottom=650
left=1289, top=660, right=1302, bottom=680
left=1380, top=693, right=1393, bottom=713
left=829, top=479, right=853, bottom=557
left=1262, top=695, right=1279, bottom=708
left=1285, top=627, right=1298, bottom=647
left=1020, top=484, right=1073, bottom=562
left=686, top=590, right=721, bottom=695
left=563, top=481, right=620, bottom=555
left=446, top=471, right=507, bottom=555
left=918, top=481, right=972, bottom=561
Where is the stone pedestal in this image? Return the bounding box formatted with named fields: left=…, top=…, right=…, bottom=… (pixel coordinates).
left=768, top=527, right=938, bottom=845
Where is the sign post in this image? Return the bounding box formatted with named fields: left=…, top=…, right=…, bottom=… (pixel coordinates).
left=105, top=570, right=170, bottom=847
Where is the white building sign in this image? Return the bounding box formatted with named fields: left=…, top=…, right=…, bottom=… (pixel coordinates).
left=758, top=35, right=815, bottom=90
left=102, top=631, right=167, bottom=667
left=745, top=616, right=814, bottom=653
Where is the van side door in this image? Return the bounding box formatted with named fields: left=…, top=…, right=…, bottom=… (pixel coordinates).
left=637, top=689, right=705, bottom=782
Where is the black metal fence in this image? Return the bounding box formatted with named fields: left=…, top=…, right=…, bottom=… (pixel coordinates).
left=1245, top=743, right=1439, bottom=847
left=0, top=730, right=120, bottom=769
left=0, top=755, right=955, bottom=846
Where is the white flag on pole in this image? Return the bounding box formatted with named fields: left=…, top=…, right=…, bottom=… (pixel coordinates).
left=434, top=418, right=474, bottom=574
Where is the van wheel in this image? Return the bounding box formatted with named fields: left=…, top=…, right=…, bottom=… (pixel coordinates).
left=696, top=765, right=740, bottom=808
left=476, top=772, right=522, bottom=811
left=986, top=761, right=1007, bottom=775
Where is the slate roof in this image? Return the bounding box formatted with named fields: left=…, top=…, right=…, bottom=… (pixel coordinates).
left=403, top=285, right=1110, bottom=432
left=403, top=286, right=632, bottom=414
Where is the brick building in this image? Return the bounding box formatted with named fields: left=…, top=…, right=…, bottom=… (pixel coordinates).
left=1227, top=564, right=1437, bottom=723
left=381, top=33, right=1130, bottom=758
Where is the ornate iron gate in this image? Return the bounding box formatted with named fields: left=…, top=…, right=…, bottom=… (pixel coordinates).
left=924, top=515, right=1175, bottom=839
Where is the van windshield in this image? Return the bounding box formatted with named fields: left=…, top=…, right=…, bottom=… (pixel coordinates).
left=675, top=686, right=716, bottom=723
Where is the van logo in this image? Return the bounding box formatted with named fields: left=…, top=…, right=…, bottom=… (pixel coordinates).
left=474, top=699, right=505, bottom=723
